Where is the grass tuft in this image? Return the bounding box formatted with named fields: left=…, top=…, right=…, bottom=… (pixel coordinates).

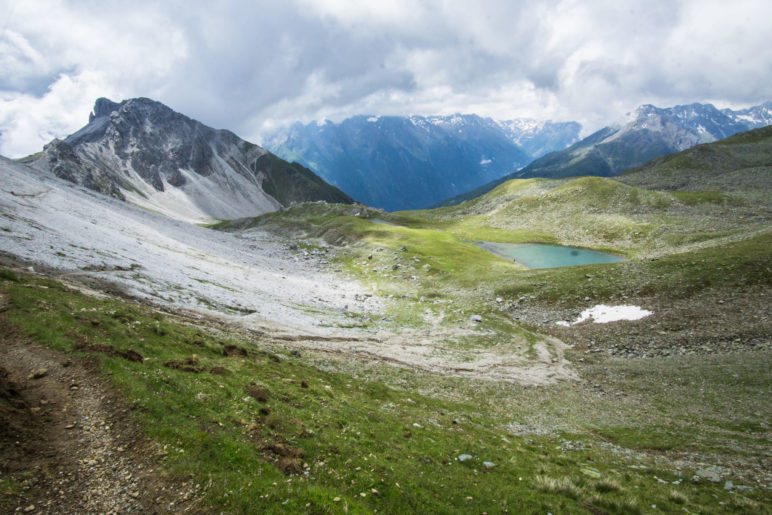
left=533, top=475, right=584, bottom=499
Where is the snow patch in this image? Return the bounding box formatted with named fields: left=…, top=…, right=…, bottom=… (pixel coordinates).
left=558, top=305, right=653, bottom=326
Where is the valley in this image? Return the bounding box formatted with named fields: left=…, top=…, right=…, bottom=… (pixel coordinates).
left=1, top=105, right=770, bottom=513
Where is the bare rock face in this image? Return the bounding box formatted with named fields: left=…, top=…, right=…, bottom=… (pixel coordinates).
left=28, top=97, right=352, bottom=222
left=38, top=139, right=125, bottom=201
left=89, top=97, right=121, bottom=122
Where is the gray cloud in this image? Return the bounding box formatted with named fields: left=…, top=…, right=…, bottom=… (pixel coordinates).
left=1, top=0, right=771, bottom=157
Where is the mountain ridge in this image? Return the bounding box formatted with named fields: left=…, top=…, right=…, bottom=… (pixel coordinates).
left=435, top=101, right=772, bottom=206
left=264, top=113, right=580, bottom=211
left=515, top=101, right=772, bottom=179
left=26, top=97, right=353, bottom=223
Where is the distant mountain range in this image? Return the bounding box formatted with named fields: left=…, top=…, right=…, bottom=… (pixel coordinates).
left=263, top=115, right=580, bottom=211
left=21, top=98, right=352, bottom=223
left=437, top=101, right=772, bottom=206
left=13, top=98, right=771, bottom=220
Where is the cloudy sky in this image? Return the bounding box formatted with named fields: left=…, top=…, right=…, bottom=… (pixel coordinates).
left=1, top=0, right=771, bottom=157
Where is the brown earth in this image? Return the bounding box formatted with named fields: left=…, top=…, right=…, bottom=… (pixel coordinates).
left=512, top=284, right=771, bottom=358
left=0, top=308, right=207, bottom=514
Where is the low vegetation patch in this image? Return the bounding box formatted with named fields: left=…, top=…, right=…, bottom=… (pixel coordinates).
left=2, top=270, right=767, bottom=512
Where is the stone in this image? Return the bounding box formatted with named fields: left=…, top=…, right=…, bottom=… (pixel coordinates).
left=458, top=454, right=473, bottom=462
left=696, top=466, right=722, bottom=482
left=482, top=461, right=496, bottom=468
left=470, top=315, right=482, bottom=323
left=28, top=368, right=48, bottom=380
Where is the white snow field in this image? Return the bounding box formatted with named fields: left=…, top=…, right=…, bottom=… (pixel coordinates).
left=556, top=304, right=654, bottom=326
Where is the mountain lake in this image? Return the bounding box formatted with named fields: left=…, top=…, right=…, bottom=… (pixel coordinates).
left=474, top=241, right=625, bottom=269
left=370, top=218, right=399, bottom=226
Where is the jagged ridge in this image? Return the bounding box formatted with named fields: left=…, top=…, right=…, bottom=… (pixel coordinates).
left=28, top=97, right=352, bottom=223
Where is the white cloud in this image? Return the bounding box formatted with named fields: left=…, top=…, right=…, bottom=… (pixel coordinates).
left=0, top=71, right=119, bottom=157
left=0, top=0, right=771, bottom=156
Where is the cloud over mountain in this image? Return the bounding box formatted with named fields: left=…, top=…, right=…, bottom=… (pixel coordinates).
left=1, top=0, right=771, bottom=157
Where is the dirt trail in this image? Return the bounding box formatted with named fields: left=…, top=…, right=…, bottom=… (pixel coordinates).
left=0, top=304, right=205, bottom=514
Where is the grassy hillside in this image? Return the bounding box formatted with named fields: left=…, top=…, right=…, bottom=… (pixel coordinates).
left=2, top=268, right=769, bottom=513
left=619, top=125, right=772, bottom=196
left=404, top=175, right=768, bottom=258
left=4, top=123, right=770, bottom=512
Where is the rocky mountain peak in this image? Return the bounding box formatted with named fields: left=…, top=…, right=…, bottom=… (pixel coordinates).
left=89, top=98, right=122, bottom=123
left=28, top=97, right=352, bottom=223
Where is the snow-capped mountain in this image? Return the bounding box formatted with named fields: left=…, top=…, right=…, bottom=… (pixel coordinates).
left=495, top=119, right=581, bottom=159
left=510, top=101, right=772, bottom=180
left=26, top=98, right=352, bottom=223
left=263, top=114, right=580, bottom=211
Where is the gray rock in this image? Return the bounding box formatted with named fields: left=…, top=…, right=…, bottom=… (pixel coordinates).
left=696, top=466, right=723, bottom=482
left=470, top=315, right=482, bottom=323
left=724, top=480, right=754, bottom=492
left=458, top=454, right=473, bottom=462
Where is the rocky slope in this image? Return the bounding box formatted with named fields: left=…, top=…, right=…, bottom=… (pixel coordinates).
left=24, top=98, right=352, bottom=223
left=264, top=114, right=579, bottom=211
left=0, top=156, right=369, bottom=335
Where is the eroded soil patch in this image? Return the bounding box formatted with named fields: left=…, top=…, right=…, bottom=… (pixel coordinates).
left=0, top=312, right=205, bottom=514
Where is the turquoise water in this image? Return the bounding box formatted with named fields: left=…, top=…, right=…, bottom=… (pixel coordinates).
left=475, top=242, right=625, bottom=269
left=370, top=218, right=399, bottom=226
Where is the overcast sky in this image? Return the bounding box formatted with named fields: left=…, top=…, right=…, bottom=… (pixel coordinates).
left=1, top=0, right=771, bottom=157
